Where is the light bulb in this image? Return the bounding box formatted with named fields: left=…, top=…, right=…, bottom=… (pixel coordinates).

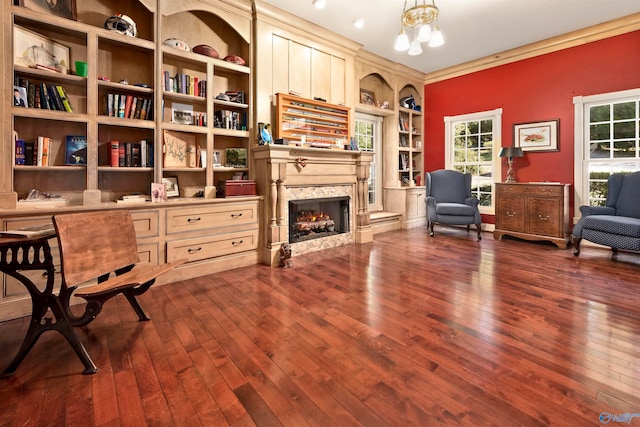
left=394, top=28, right=410, bottom=51
left=408, top=38, right=423, bottom=56
left=353, top=18, right=365, bottom=29
left=429, top=26, right=444, bottom=47
left=312, top=0, right=326, bottom=9
left=416, top=24, right=432, bottom=43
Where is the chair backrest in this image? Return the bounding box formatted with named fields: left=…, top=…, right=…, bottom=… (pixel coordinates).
left=53, top=210, right=140, bottom=287
left=607, top=171, right=640, bottom=218
left=426, top=169, right=471, bottom=203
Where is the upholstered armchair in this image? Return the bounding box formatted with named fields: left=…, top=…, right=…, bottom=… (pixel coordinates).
left=425, top=169, right=482, bottom=239
left=572, top=171, right=640, bottom=256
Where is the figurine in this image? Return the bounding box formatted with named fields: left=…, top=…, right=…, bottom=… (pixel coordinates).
left=279, top=242, right=293, bottom=268
left=258, top=122, right=272, bottom=145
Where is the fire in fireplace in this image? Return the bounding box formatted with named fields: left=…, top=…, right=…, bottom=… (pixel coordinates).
left=289, top=196, right=350, bottom=243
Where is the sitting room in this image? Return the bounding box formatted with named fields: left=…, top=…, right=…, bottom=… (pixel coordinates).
left=1, top=0, right=640, bottom=425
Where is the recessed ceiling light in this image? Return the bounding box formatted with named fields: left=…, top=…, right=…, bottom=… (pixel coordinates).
left=353, top=18, right=365, bottom=29
left=312, top=0, right=326, bottom=9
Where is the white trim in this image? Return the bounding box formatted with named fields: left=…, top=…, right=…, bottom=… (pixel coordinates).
left=355, top=112, right=383, bottom=212
left=573, top=88, right=640, bottom=223
left=443, top=108, right=502, bottom=215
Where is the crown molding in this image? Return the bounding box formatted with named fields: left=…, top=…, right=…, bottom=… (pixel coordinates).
left=425, top=12, right=640, bottom=84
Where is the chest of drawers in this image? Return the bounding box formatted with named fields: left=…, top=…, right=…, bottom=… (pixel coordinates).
left=494, top=183, right=570, bottom=248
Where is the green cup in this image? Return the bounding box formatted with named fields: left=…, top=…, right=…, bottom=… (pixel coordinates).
left=75, top=61, right=88, bottom=77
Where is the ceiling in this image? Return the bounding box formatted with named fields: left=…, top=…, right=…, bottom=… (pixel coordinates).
left=260, top=0, right=640, bottom=74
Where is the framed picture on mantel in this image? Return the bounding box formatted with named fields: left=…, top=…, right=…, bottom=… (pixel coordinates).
left=514, top=119, right=559, bottom=152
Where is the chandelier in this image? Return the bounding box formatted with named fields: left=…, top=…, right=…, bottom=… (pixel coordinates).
left=394, top=0, right=444, bottom=56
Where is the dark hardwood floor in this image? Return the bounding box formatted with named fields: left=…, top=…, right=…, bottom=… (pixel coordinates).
left=1, top=227, right=639, bottom=426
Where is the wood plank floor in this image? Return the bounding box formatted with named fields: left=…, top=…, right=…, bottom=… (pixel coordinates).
left=1, top=227, right=640, bottom=426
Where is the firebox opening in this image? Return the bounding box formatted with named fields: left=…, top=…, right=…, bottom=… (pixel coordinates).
left=289, top=196, right=350, bottom=243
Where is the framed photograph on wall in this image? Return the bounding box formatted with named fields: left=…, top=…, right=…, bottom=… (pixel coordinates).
left=16, top=0, right=76, bottom=20
left=514, top=119, right=559, bottom=152
left=162, top=176, right=179, bottom=197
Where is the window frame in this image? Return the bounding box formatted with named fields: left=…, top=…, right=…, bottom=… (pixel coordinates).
left=573, top=88, right=640, bottom=218
left=444, top=108, right=502, bottom=215
left=355, top=112, right=384, bottom=212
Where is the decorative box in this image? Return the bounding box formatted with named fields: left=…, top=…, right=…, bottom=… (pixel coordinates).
left=218, top=180, right=256, bottom=197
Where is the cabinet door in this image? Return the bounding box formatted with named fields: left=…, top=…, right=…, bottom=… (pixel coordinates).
left=528, top=197, right=562, bottom=237
left=496, top=195, right=525, bottom=232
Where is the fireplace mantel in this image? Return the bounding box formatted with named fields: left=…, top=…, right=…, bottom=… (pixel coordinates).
left=253, top=145, right=373, bottom=265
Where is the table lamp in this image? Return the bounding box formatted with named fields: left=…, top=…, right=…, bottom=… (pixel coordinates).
left=498, top=146, right=524, bottom=183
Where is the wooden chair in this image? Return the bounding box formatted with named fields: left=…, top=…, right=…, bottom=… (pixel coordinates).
left=54, top=210, right=186, bottom=327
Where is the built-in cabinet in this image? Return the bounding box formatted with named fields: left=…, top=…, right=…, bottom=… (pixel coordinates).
left=3, top=0, right=252, bottom=207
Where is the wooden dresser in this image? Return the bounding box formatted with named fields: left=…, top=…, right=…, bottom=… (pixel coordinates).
left=494, top=183, right=570, bottom=248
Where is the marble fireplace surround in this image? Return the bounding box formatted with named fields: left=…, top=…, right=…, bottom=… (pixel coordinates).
left=253, top=145, right=373, bottom=266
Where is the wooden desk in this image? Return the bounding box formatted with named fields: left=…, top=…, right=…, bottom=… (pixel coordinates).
left=0, top=232, right=97, bottom=376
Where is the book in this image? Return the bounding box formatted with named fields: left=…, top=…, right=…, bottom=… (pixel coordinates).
left=0, top=223, right=55, bottom=238
left=47, top=84, right=63, bottom=111
left=15, top=139, right=25, bottom=165
left=65, top=135, right=87, bottom=165
left=56, top=85, right=73, bottom=113
left=110, top=140, right=119, bottom=167
left=37, top=136, right=51, bottom=166
left=118, top=94, right=126, bottom=118
left=140, top=139, right=147, bottom=167
left=24, top=140, right=34, bottom=165
left=118, top=144, right=125, bottom=167
left=124, top=95, right=133, bottom=118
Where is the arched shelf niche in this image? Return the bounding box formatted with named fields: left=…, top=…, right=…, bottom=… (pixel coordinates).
left=358, top=73, right=394, bottom=114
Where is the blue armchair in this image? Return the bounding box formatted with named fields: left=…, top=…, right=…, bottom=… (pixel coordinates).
left=425, top=169, right=482, bottom=239
left=573, top=171, right=640, bottom=256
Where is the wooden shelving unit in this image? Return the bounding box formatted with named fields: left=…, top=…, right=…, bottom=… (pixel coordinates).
left=275, top=93, right=351, bottom=149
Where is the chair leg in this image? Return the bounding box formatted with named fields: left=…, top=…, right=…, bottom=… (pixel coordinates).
left=475, top=223, right=482, bottom=240
left=573, top=237, right=581, bottom=256
left=428, top=221, right=434, bottom=237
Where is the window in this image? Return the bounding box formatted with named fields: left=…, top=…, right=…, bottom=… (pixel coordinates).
left=355, top=113, right=383, bottom=211
left=444, top=108, right=502, bottom=214
left=574, top=89, right=640, bottom=209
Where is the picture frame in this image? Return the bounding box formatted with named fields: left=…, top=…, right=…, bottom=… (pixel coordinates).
left=212, top=149, right=222, bottom=166
left=14, top=25, right=70, bottom=74
left=13, top=86, right=27, bottom=108
left=360, top=89, right=376, bottom=106
left=514, top=119, right=559, bottom=152
left=162, top=176, right=179, bottom=197
left=225, top=148, right=247, bottom=168
left=16, top=0, right=77, bottom=20
left=151, top=182, right=167, bottom=202
left=171, top=102, right=194, bottom=125
left=163, top=130, right=198, bottom=168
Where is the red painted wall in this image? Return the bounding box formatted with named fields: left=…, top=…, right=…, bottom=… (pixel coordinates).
left=423, top=30, right=640, bottom=221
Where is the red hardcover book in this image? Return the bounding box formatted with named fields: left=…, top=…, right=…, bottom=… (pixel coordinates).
left=124, top=95, right=133, bottom=119
left=110, top=141, right=119, bottom=167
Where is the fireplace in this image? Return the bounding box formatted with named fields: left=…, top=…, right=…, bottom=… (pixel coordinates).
left=289, top=196, right=350, bottom=243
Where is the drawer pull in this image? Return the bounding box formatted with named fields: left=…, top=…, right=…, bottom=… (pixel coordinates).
left=506, top=211, right=517, bottom=217
left=188, top=247, right=202, bottom=254
left=232, top=240, right=244, bottom=246
left=187, top=217, right=201, bottom=223
left=231, top=213, right=243, bottom=218
left=538, top=215, right=549, bottom=221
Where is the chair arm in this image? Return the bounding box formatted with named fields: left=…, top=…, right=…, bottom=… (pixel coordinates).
left=464, top=197, right=479, bottom=208
left=425, top=196, right=437, bottom=221
left=579, top=205, right=616, bottom=217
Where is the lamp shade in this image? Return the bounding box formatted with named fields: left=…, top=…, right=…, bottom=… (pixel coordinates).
left=498, top=146, right=524, bottom=158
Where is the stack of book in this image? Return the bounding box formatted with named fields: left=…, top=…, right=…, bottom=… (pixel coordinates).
left=104, top=94, right=153, bottom=120
left=15, top=136, right=52, bottom=166
left=109, top=139, right=153, bottom=167
left=14, top=77, right=73, bottom=112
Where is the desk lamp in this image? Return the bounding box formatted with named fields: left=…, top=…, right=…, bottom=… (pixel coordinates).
left=498, top=146, right=524, bottom=183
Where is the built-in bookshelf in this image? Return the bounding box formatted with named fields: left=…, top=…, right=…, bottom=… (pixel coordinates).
left=5, top=0, right=252, bottom=206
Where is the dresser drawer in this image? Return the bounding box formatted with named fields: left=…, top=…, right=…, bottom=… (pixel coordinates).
left=131, top=210, right=159, bottom=238
left=166, top=202, right=258, bottom=234
left=166, top=229, right=259, bottom=263
left=497, top=184, right=563, bottom=197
